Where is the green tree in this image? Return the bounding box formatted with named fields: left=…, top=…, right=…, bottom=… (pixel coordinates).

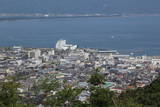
left=0, top=81, right=20, bottom=106
left=88, top=72, right=105, bottom=86
left=118, top=75, right=160, bottom=107
left=117, top=97, right=142, bottom=107
left=29, top=76, right=60, bottom=106
left=89, top=87, right=115, bottom=107
left=38, top=78, right=59, bottom=93
left=46, top=86, right=83, bottom=107
left=32, top=76, right=60, bottom=95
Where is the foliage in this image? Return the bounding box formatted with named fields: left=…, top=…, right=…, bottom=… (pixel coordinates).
left=38, top=78, right=59, bottom=93
left=1, top=74, right=160, bottom=107
left=116, top=97, right=143, bottom=107
left=0, top=81, right=21, bottom=106
left=89, top=87, right=115, bottom=107
left=46, top=86, right=83, bottom=107
left=119, top=75, right=160, bottom=107
left=88, top=72, right=105, bottom=86
left=32, top=76, right=60, bottom=95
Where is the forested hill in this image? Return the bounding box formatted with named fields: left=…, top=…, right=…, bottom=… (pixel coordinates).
left=120, top=75, right=160, bottom=107
left=0, top=0, right=160, bottom=14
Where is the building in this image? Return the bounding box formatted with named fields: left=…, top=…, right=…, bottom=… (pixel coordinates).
left=48, top=50, right=55, bottom=56
left=28, top=49, right=41, bottom=59
left=13, top=46, right=23, bottom=52
left=55, top=40, right=77, bottom=50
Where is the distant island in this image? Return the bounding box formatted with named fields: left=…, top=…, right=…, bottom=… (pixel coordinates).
left=1, top=13, right=160, bottom=21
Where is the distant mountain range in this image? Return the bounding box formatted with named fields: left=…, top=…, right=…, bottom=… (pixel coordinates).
left=0, top=0, right=160, bottom=14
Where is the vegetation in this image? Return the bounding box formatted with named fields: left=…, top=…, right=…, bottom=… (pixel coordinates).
left=36, top=77, right=60, bottom=93
left=89, top=87, right=115, bottom=107
left=0, top=75, right=160, bottom=107
left=46, top=86, right=83, bottom=107
left=88, top=68, right=105, bottom=86
left=119, top=76, right=160, bottom=107
left=0, top=81, right=21, bottom=107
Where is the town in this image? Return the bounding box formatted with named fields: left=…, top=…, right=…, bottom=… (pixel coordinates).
left=0, top=40, right=160, bottom=105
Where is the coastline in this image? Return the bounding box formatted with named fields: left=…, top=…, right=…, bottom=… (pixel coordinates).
left=0, top=13, right=160, bottom=22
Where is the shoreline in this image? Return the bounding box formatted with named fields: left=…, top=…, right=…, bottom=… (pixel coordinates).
left=1, top=46, right=160, bottom=56
left=0, top=13, right=160, bottom=22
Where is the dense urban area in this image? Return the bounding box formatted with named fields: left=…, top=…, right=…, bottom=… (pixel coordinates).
left=0, top=40, right=160, bottom=107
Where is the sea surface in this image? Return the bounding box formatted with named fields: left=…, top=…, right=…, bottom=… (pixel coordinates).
left=0, top=16, right=160, bottom=55
left=0, top=0, right=160, bottom=14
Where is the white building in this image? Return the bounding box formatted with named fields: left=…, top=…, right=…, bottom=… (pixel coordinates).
left=48, top=50, right=55, bottom=56
left=28, top=49, right=41, bottom=59
left=0, top=54, right=7, bottom=60
left=13, top=46, right=23, bottom=52
left=55, top=40, right=77, bottom=50
left=152, top=59, right=160, bottom=65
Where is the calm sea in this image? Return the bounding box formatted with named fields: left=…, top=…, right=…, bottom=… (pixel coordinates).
left=0, top=16, right=160, bottom=55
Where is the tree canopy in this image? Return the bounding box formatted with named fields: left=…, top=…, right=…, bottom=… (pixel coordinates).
left=0, top=81, right=20, bottom=106
left=88, top=70, right=105, bottom=86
